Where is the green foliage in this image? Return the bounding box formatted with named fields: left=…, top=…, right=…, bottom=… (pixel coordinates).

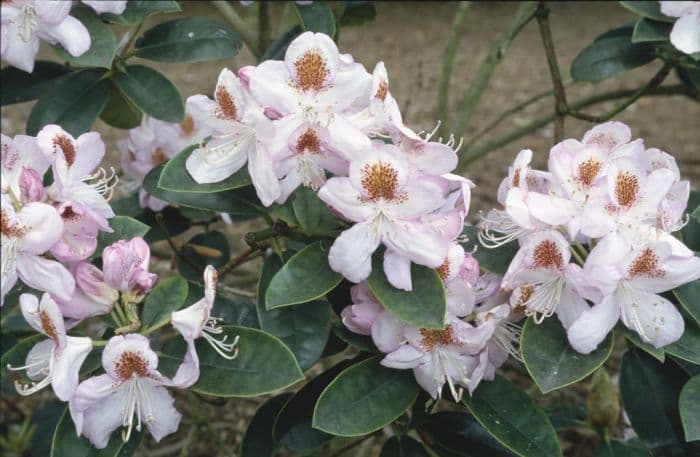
left=673, top=280, right=700, bottom=326
left=94, top=216, right=150, bottom=257
left=112, top=65, right=184, bottom=123
left=177, top=231, right=230, bottom=281
left=291, top=187, right=343, bottom=236
left=632, top=18, right=672, bottom=43
left=103, top=1, right=181, bottom=25
left=53, top=7, right=116, bottom=69
left=140, top=275, right=188, bottom=332
left=0, top=62, right=70, bottom=106
left=380, top=436, right=429, bottom=457
left=521, top=317, right=614, bottom=393
left=460, top=226, right=519, bottom=276
left=416, top=411, right=515, bottom=456
left=679, top=375, right=700, bottom=442
left=240, top=394, right=293, bottom=457
left=158, top=145, right=251, bottom=193
left=665, top=323, right=700, bottom=365
left=619, top=2, right=674, bottom=23
left=99, top=83, right=143, bottom=129
left=294, top=3, right=336, bottom=38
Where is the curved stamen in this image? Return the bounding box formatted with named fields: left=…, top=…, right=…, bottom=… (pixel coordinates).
left=522, top=277, right=564, bottom=324
left=200, top=130, right=255, bottom=166
left=203, top=319, right=240, bottom=360
left=478, top=210, right=530, bottom=248
left=15, top=374, right=51, bottom=396
left=493, top=321, right=522, bottom=361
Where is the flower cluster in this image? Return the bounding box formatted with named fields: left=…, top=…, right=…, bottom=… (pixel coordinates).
left=481, top=121, right=700, bottom=353
left=186, top=31, right=471, bottom=290
left=1, top=0, right=127, bottom=73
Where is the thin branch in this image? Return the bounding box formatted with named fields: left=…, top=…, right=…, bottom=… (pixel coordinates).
left=210, top=1, right=261, bottom=59
left=218, top=247, right=256, bottom=277
left=438, top=1, right=471, bottom=132
left=155, top=212, right=203, bottom=274
left=452, top=2, right=538, bottom=139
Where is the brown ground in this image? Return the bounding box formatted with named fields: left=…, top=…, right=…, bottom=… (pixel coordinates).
left=1, top=2, right=699, bottom=456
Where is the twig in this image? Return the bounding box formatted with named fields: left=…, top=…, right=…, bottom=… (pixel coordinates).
left=452, top=2, right=538, bottom=139
left=438, top=1, right=471, bottom=133
left=117, top=21, right=145, bottom=59
left=210, top=1, right=261, bottom=59
left=155, top=213, right=203, bottom=274
left=218, top=247, right=256, bottom=277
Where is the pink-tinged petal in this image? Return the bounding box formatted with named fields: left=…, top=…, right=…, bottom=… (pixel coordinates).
left=142, top=381, right=181, bottom=442
left=24, top=339, right=52, bottom=381
left=583, top=232, right=630, bottom=296
left=39, top=16, right=91, bottom=57
left=381, top=345, right=426, bottom=369
left=404, top=140, right=458, bottom=176
left=582, top=121, right=631, bottom=153
left=214, top=68, right=247, bottom=122
left=317, top=177, right=373, bottom=222
left=71, top=374, right=126, bottom=449
left=383, top=219, right=449, bottom=269
left=526, top=191, right=578, bottom=227
left=1, top=22, right=8, bottom=57
left=660, top=1, right=698, bottom=17
left=567, top=294, right=620, bottom=354
left=33, top=1, right=71, bottom=24
left=371, top=310, right=406, bottom=352
left=328, top=221, right=381, bottom=283
left=102, top=238, right=153, bottom=293
left=185, top=95, right=234, bottom=133
left=185, top=131, right=253, bottom=183
left=75, top=262, right=119, bottom=307
left=669, top=10, right=700, bottom=54
left=2, top=21, right=39, bottom=72
left=167, top=341, right=200, bottom=389
left=350, top=282, right=375, bottom=304
left=274, top=166, right=303, bottom=204
left=19, top=168, right=44, bottom=202
left=622, top=289, right=684, bottom=348
left=326, top=115, right=372, bottom=161
left=519, top=229, right=571, bottom=272
left=57, top=287, right=113, bottom=320
left=248, top=146, right=280, bottom=207
left=249, top=60, right=298, bottom=114
left=555, top=282, right=590, bottom=329
left=388, top=179, right=446, bottom=220
left=36, top=124, right=74, bottom=183
left=454, top=319, right=495, bottom=354
left=341, top=300, right=383, bottom=335
left=20, top=293, right=66, bottom=344
left=446, top=280, right=475, bottom=317
left=71, top=132, right=105, bottom=177
left=504, top=188, right=538, bottom=230
left=51, top=201, right=99, bottom=262
left=14, top=134, right=51, bottom=176
left=171, top=299, right=209, bottom=341
left=547, top=139, right=580, bottom=187
left=15, top=202, right=63, bottom=254
left=285, top=31, right=339, bottom=90
left=328, top=61, right=372, bottom=111
left=630, top=250, right=700, bottom=294
left=51, top=335, right=93, bottom=401
left=579, top=203, right=615, bottom=239
left=82, top=0, right=127, bottom=15
left=16, top=255, right=75, bottom=303
left=0, top=258, right=18, bottom=306
left=102, top=334, right=158, bottom=379
left=383, top=249, right=413, bottom=291
left=412, top=360, right=442, bottom=399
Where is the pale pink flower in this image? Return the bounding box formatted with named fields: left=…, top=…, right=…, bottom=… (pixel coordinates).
left=659, top=1, right=700, bottom=54
left=1, top=194, right=75, bottom=305
left=1, top=0, right=90, bottom=73
left=69, top=334, right=197, bottom=449
left=50, top=201, right=104, bottom=262
left=568, top=232, right=700, bottom=353
left=101, top=237, right=157, bottom=302
left=82, top=0, right=127, bottom=15
left=7, top=293, right=92, bottom=400
left=1, top=133, right=50, bottom=202
left=56, top=262, right=118, bottom=320
left=470, top=304, right=521, bottom=392
left=340, top=283, right=383, bottom=335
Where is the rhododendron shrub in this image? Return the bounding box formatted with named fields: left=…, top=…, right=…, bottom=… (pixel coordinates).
left=1, top=2, right=699, bottom=457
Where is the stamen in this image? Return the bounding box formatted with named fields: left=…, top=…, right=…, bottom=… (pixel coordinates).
left=478, top=210, right=530, bottom=248
left=203, top=319, right=239, bottom=360
left=522, top=277, right=564, bottom=324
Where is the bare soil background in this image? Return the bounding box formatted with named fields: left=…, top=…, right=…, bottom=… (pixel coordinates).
left=1, top=2, right=698, bottom=456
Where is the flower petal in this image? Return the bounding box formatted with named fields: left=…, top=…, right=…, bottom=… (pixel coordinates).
left=567, top=294, right=620, bottom=354
left=669, top=10, right=700, bottom=54
left=16, top=254, right=75, bottom=303
left=39, top=16, right=91, bottom=57
left=383, top=249, right=413, bottom=291
left=51, top=336, right=93, bottom=401
left=69, top=373, right=123, bottom=448
left=328, top=221, right=381, bottom=283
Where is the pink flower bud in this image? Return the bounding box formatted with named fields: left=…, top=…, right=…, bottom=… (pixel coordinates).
left=237, top=65, right=255, bottom=87
left=102, top=237, right=157, bottom=299
left=459, top=253, right=480, bottom=286
left=19, top=167, right=44, bottom=202
left=75, top=262, right=119, bottom=306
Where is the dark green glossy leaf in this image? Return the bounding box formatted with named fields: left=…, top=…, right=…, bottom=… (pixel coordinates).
left=367, top=257, right=446, bottom=329
left=100, top=84, right=143, bottom=129
left=620, top=349, right=690, bottom=456
left=673, top=280, right=700, bottom=326
left=50, top=408, right=143, bottom=457
left=158, top=145, right=251, bottom=193
left=521, top=317, right=613, bottom=393
left=94, top=216, right=150, bottom=257
left=135, top=18, right=242, bottom=62
left=29, top=400, right=65, bottom=457
left=1, top=61, right=70, bottom=106
left=140, top=275, right=188, bottom=332
left=632, top=18, right=672, bottom=43
left=103, top=0, right=180, bottom=24
left=620, top=1, right=675, bottom=22
left=681, top=192, right=700, bottom=252
left=113, top=65, right=184, bottom=123
left=665, top=322, right=700, bottom=364
left=185, top=280, right=259, bottom=329
left=26, top=69, right=109, bottom=136
left=339, top=1, right=377, bottom=26
left=291, top=187, right=342, bottom=236
left=333, top=322, right=378, bottom=353
left=160, top=325, right=303, bottom=396
left=622, top=327, right=665, bottom=362
left=240, top=394, right=293, bottom=457
left=260, top=26, right=302, bottom=62
left=265, top=241, right=342, bottom=309
left=571, top=28, right=656, bottom=81
left=257, top=254, right=331, bottom=370
left=462, top=375, right=561, bottom=457
left=460, top=225, right=518, bottom=276
left=294, top=3, right=336, bottom=38
left=679, top=375, right=700, bottom=442
left=178, top=231, right=230, bottom=281
left=380, top=436, right=429, bottom=457
left=416, top=411, right=515, bottom=457
left=313, top=356, right=420, bottom=436
left=593, top=438, right=650, bottom=457
left=54, top=7, right=116, bottom=68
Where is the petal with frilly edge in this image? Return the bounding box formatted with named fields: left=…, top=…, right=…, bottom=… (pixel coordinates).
left=285, top=31, right=340, bottom=91
left=69, top=374, right=124, bottom=449
left=381, top=345, right=426, bottom=369
left=567, top=294, right=620, bottom=354
left=102, top=334, right=159, bottom=380
left=141, top=381, right=182, bottom=442
left=51, top=336, right=93, bottom=401
left=582, top=121, right=631, bottom=153
left=248, top=60, right=298, bottom=114
left=328, top=221, right=381, bottom=283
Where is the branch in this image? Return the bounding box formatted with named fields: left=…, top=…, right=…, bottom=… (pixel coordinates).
left=438, top=2, right=471, bottom=132
left=210, top=1, right=261, bottom=59
left=452, top=2, right=538, bottom=139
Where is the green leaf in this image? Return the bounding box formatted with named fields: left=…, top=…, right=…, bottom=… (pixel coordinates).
left=50, top=408, right=143, bottom=457
left=294, top=3, right=336, bottom=38
left=367, top=257, right=446, bottom=329
left=673, top=280, right=700, bottom=326
left=665, top=322, right=700, bottom=364
left=622, top=327, right=665, bottom=362
left=135, top=18, right=242, bottom=63
left=333, top=322, right=378, bottom=353
left=187, top=281, right=259, bottom=329
left=291, top=187, right=342, bottom=236
left=160, top=325, right=303, bottom=397
left=26, top=69, right=110, bottom=136
left=416, top=411, right=515, bottom=457
left=1, top=335, right=44, bottom=383
left=99, top=84, right=143, bottom=129
left=620, top=349, right=690, bottom=455
left=679, top=375, right=700, bottom=442
left=94, top=216, right=150, bottom=257
left=521, top=317, right=614, bottom=393
left=461, top=375, right=561, bottom=457
left=0, top=61, right=70, bottom=106
left=681, top=192, right=700, bottom=252
left=571, top=28, right=656, bottom=81
left=103, top=0, right=181, bottom=24
left=29, top=400, right=65, bottom=457
left=265, top=241, right=342, bottom=309
left=593, top=438, right=650, bottom=457
left=338, top=1, right=377, bottom=26
left=240, top=394, right=293, bottom=457
left=632, top=18, right=672, bottom=43
left=260, top=26, right=302, bottom=62
left=158, top=145, right=251, bottom=193
left=113, top=65, right=184, bottom=123
left=140, top=276, right=188, bottom=332
left=620, top=1, right=675, bottom=22
left=460, top=226, right=518, bottom=276
left=53, top=7, right=116, bottom=68
left=178, top=231, right=230, bottom=281
left=313, top=356, right=420, bottom=436
left=257, top=254, right=331, bottom=370
left=380, top=436, right=429, bottom=457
